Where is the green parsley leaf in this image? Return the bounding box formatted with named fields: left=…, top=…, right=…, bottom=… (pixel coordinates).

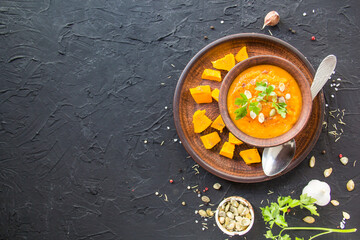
left=249, top=101, right=261, bottom=115
left=295, top=237, right=305, bottom=240
left=255, top=81, right=267, bottom=92
left=274, top=214, right=288, bottom=228
left=234, top=105, right=247, bottom=120
left=272, top=102, right=288, bottom=118
left=279, top=234, right=291, bottom=240
left=235, top=93, right=248, bottom=106
left=264, top=230, right=275, bottom=239
left=266, top=85, right=275, bottom=95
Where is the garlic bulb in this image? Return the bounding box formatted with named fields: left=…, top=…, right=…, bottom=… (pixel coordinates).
left=262, top=11, right=280, bottom=29
left=302, top=179, right=331, bottom=206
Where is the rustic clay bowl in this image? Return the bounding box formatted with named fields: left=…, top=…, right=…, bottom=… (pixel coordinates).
left=215, top=196, right=255, bottom=236
left=219, top=55, right=312, bottom=148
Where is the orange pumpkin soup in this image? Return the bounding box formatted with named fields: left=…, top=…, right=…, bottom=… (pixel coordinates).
left=227, top=65, right=302, bottom=138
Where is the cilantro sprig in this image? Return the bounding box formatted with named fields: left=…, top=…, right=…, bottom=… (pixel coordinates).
left=261, top=194, right=357, bottom=240
left=234, top=93, right=261, bottom=120
left=272, top=102, right=288, bottom=118
left=255, top=82, right=276, bottom=102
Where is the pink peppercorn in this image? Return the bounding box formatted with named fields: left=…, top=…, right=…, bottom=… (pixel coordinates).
left=169, top=179, right=174, bottom=183
left=311, top=36, right=316, bottom=41
left=339, top=154, right=343, bottom=158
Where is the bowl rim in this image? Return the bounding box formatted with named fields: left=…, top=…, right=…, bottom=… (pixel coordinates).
left=215, top=196, right=255, bottom=236
left=219, top=55, right=313, bottom=147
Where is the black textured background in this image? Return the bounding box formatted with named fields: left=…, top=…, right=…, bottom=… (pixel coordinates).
left=0, top=0, right=359, bottom=239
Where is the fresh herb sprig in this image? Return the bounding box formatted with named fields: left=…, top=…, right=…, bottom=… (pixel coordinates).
left=234, top=93, right=261, bottom=120
left=273, top=102, right=287, bottom=118
left=261, top=194, right=357, bottom=240
left=255, top=82, right=276, bottom=102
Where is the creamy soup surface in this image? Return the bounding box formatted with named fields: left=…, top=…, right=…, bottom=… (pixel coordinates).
left=227, top=64, right=302, bottom=139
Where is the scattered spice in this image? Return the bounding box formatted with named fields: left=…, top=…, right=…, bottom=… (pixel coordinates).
left=289, top=28, right=296, bottom=34
left=210, top=25, right=214, bottom=29
left=182, top=201, right=186, bottom=206
left=339, top=154, right=343, bottom=158
left=321, top=150, right=326, bottom=155
left=160, top=140, right=164, bottom=145
left=262, top=11, right=280, bottom=29
left=164, top=194, right=168, bottom=202
left=204, top=36, right=208, bottom=40
left=155, top=192, right=159, bottom=196
left=311, top=36, right=316, bottom=41
left=169, top=179, right=174, bottom=184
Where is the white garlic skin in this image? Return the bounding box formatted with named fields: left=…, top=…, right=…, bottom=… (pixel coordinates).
left=262, top=11, right=280, bottom=29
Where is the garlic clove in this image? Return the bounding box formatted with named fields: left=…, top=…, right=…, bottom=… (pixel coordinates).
left=262, top=11, right=280, bottom=30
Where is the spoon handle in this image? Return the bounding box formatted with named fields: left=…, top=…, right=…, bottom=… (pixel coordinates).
left=311, top=55, right=337, bottom=100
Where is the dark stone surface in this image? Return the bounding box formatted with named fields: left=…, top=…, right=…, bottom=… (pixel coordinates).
left=0, top=0, right=359, bottom=239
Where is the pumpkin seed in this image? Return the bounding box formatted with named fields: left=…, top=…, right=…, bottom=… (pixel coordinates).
left=206, top=208, right=214, bottom=217
left=342, top=211, right=350, bottom=220
left=250, top=110, right=257, bottom=119
left=309, top=156, right=315, bottom=168
left=346, top=179, right=354, bottom=191
left=232, top=199, right=239, bottom=208
left=303, top=216, right=315, bottom=224
left=279, top=83, right=285, bottom=92
left=198, top=209, right=207, bottom=217
left=225, top=217, right=230, bottom=226
left=235, top=222, right=242, bottom=231
left=237, top=204, right=244, bottom=214
left=225, top=203, right=230, bottom=212
left=235, top=216, right=242, bottom=221
left=213, top=183, right=221, bottom=190
left=240, top=217, right=251, bottom=227
left=230, top=206, right=237, bottom=213
left=258, top=113, right=265, bottom=123
left=218, top=211, right=226, bottom=217
left=330, top=200, right=339, bottom=206
left=278, top=96, right=285, bottom=103
left=226, top=211, right=234, bottom=219
left=340, top=157, right=348, bottom=165
left=201, top=196, right=210, bottom=203
left=219, top=216, right=225, bottom=224
left=324, top=168, right=333, bottom=177
left=226, top=222, right=235, bottom=230
left=244, top=90, right=252, bottom=99
left=269, top=109, right=276, bottom=117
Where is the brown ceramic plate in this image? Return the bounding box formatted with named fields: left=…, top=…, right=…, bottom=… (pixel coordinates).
left=173, top=33, right=324, bottom=183
left=219, top=55, right=312, bottom=148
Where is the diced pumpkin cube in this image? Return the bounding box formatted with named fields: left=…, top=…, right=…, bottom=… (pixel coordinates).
left=193, top=110, right=212, bottom=133
left=229, top=132, right=243, bottom=145
left=200, top=132, right=221, bottom=149
left=220, top=142, right=235, bottom=159
left=211, top=53, right=235, bottom=71
left=211, top=115, right=225, bottom=133
left=201, top=69, right=222, bottom=82
left=211, top=88, right=220, bottom=102
left=240, top=148, right=261, bottom=165
left=190, top=85, right=212, bottom=104
left=235, top=46, right=249, bottom=62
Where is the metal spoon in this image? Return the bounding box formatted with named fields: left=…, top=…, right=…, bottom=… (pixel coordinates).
left=262, top=55, right=337, bottom=176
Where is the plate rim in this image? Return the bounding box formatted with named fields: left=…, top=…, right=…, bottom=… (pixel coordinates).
left=173, top=33, right=325, bottom=183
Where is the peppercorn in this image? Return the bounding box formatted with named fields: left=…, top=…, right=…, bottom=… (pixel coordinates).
left=169, top=179, right=174, bottom=183
left=205, top=187, right=209, bottom=191
left=204, top=36, right=208, bottom=40
left=321, top=150, right=326, bottom=155
left=210, top=26, right=214, bottom=29
left=339, top=154, right=343, bottom=158
left=311, top=36, right=316, bottom=41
